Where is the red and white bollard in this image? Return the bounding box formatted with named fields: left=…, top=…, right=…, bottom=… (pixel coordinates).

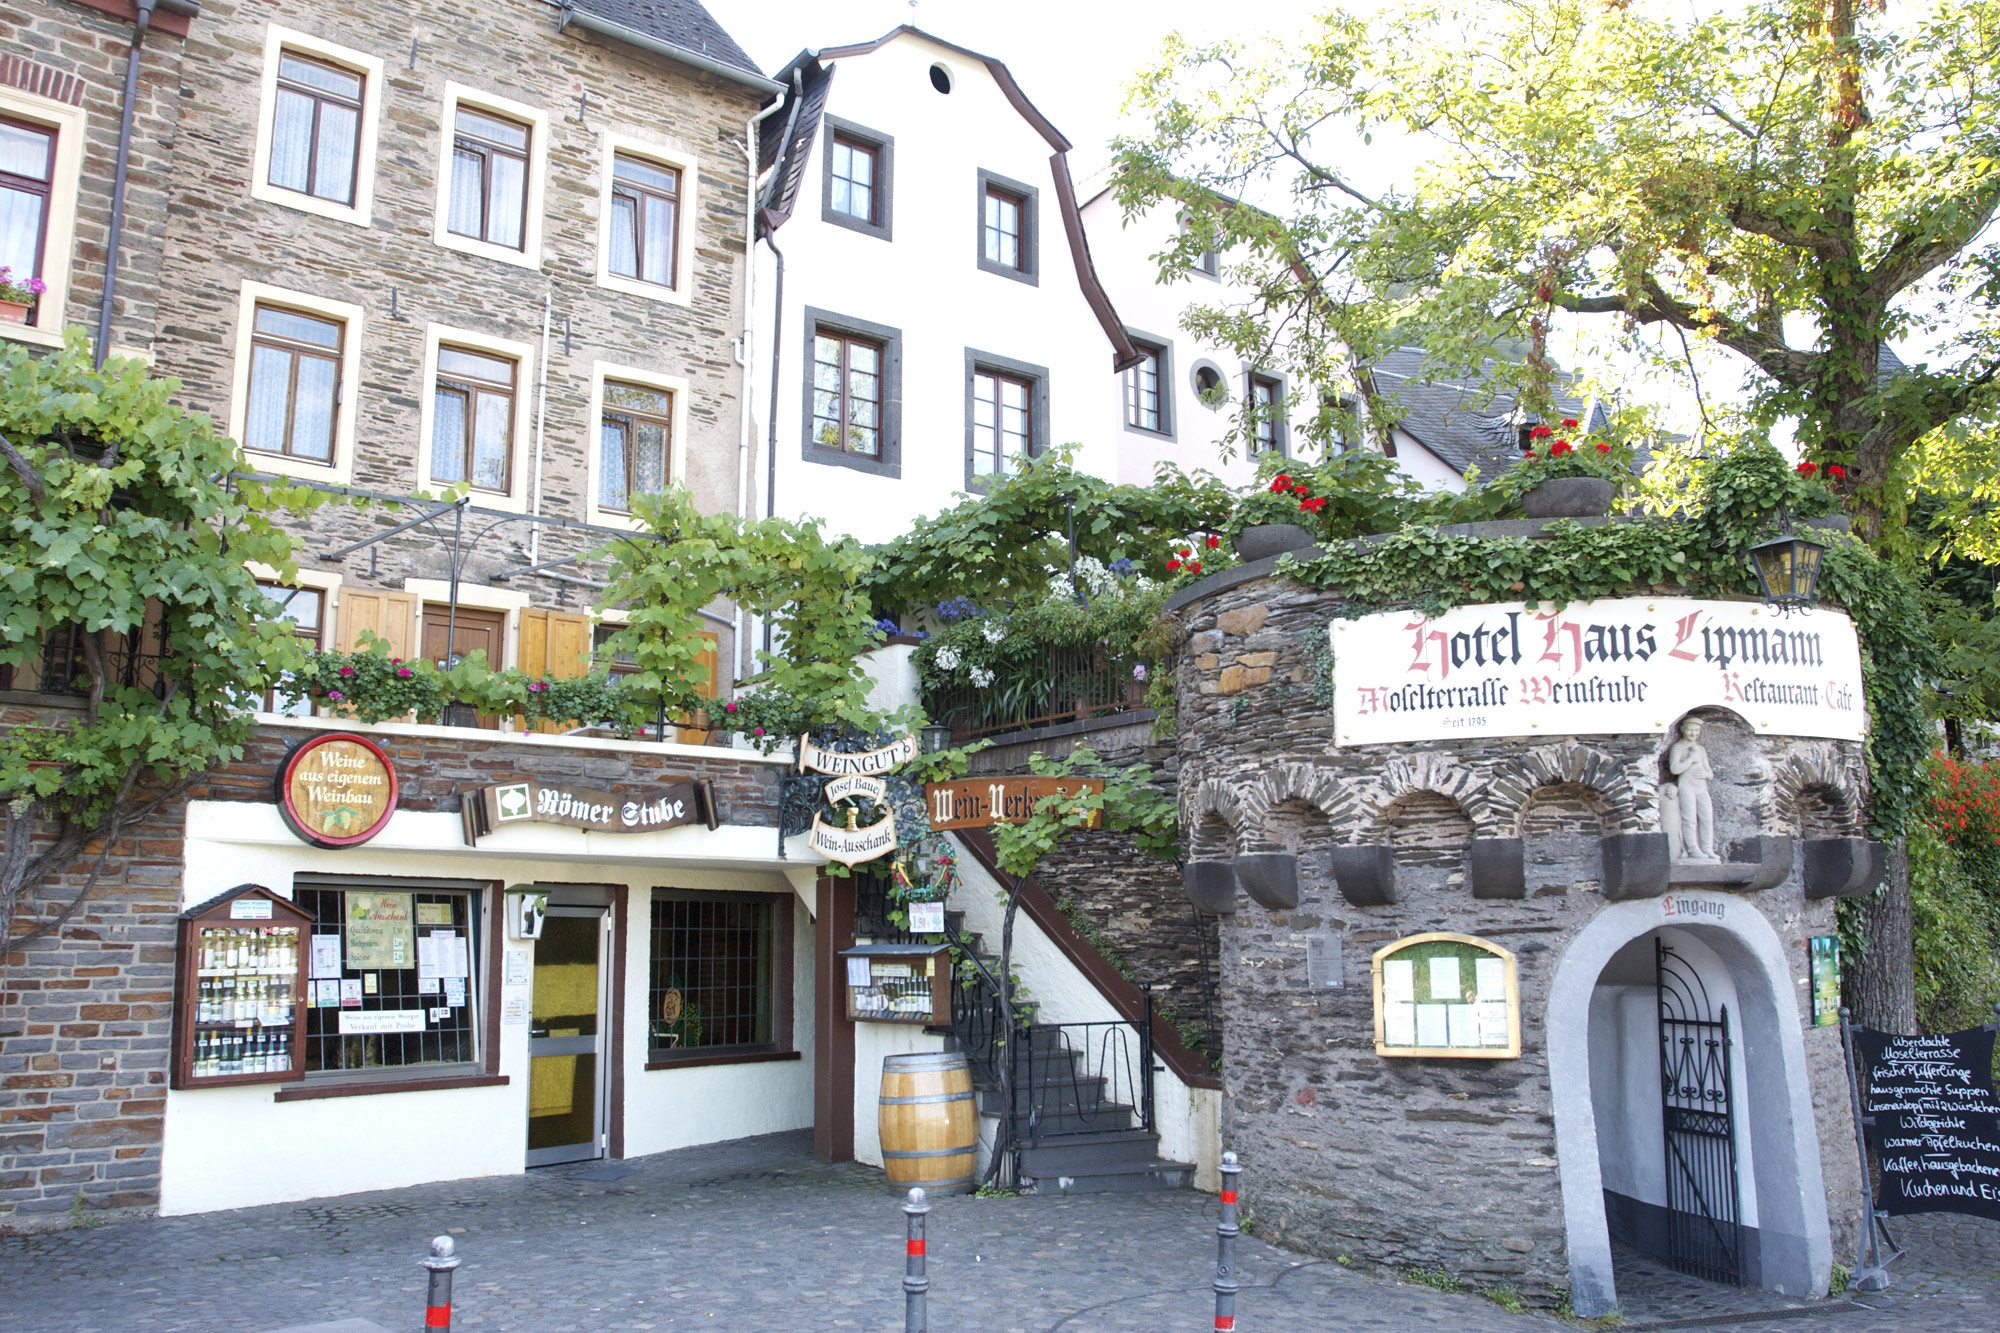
left=421, top=1234, right=460, bottom=1330
left=1214, top=1151, right=1242, bottom=1332
left=903, top=1186, right=931, bottom=1333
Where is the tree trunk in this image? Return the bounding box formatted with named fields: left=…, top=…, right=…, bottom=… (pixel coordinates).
left=1847, top=837, right=1917, bottom=1033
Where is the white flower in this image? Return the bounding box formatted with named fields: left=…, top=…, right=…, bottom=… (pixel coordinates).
left=968, top=665, right=994, bottom=688
left=933, top=646, right=962, bottom=672
left=982, top=621, right=1007, bottom=645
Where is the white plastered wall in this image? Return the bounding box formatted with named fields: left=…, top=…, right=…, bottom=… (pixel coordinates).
left=161, top=796, right=820, bottom=1216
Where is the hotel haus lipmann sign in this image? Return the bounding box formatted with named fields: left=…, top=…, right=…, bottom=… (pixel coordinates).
left=462, top=777, right=718, bottom=844
left=275, top=733, right=399, bottom=848
left=1332, top=597, right=1867, bottom=746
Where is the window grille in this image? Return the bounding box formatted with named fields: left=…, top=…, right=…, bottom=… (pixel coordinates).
left=648, top=895, right=775, bottom=1057
left=295, top=885, right=480, bottom=1075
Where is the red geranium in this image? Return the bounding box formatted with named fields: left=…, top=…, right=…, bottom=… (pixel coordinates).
left=1206, top=534, right=1220, bottom=549
left=1529, top=424, right=1553, bottom=440
left=1550, top=440, right=1573, bottom=457
left=1797, top=461, right=1818, bottom=477
left=1561, top=417, right=1579, bottom=429
left=1270, top=474, right=1293, bottom=492
left=1828, top=463, right=1847, bottom=479
left=1291, top=484, right=1309, bottom=496
left=1188, top=561, right=1203, bottom=574
left=1595, top=442, right=1610, bottom=453
left=1166, top=558, right=1182, bottom=572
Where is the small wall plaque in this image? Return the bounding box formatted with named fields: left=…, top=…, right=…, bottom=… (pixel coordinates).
left=1306, top=935, right=1344, bottom=988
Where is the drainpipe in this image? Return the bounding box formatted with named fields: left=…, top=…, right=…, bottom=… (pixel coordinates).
left=731, top=81, right=792, bottom=686
left=95, top=0, right=202, bottom=368
left=529, top=292, right=552, bottom=566
left=761, top=230, right=784, bottom=662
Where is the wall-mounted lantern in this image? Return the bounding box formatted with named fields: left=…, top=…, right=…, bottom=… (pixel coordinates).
left=1747, top=531, right=1827, bottom=610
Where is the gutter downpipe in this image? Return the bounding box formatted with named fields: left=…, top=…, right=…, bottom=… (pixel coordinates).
left=529, top=291, right=553, bottom=565
left=731, top=80, right=792, bottom=687
left=761, top=230, right=784, bottom=661
left=95, top=0, right=201, bottom=368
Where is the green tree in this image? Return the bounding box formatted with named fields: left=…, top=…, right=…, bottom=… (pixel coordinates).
left=1116, top=0, right=2000, bottom=542
left=0, top=338, right=311, bottom=947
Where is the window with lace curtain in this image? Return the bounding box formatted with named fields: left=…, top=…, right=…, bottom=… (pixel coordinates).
left=447, top=106, right=530, bottom=250
left=608, top=155, right=680, bottom=289
left=599, top=382, right=672, bottom=512
left=266, top=53, right=362, bottom=207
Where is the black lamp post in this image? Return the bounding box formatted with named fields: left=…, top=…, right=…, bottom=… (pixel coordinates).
left=919, top=722, right=952, bottom=754
left=1747, top=531, right=1827, bottom=610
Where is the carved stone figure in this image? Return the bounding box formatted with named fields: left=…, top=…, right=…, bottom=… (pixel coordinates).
left=1667, top=718, right=1718, bottom=862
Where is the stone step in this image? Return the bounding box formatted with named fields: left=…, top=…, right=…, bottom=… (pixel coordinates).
left=1017, top=1128, right=1164, bottom=1175
left=1021, top=1158, right=1196, bottom=1196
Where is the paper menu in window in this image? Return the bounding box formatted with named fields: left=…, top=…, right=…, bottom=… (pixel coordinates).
left=419, top=975, right=440, bottom=995
left=1414, top=1003, right=1449, bottom=1047
left=338, top=979, right=363, bottom=1008
left=1446, top=1004, right=1476, bottom=1048
left=433, top=931, right=470, bottom=980
left=847, top=957, right=872, bottom=987
left=1475, top=957, right=1504, bottom=1002
left=314, top=979, right=340, bottom=1008
left=309, top=934, right=342, bottom=980
left=416, top=935, right=439, bottom=981
left=1382, top=959, right=1415, bottom=1002
left=444, top=977, right=466, bottom=1008
left=1384, top=1000, right=1417, bottom=1047
left=1428, top=956, right=1461, bottom=1002
left=503, top=950, right=530, bottom=987
left=1479, top=1002, right=1510, bottom=1047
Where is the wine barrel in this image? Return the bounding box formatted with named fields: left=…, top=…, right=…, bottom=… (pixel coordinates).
left=878, top=1051, right=977, bottom=1194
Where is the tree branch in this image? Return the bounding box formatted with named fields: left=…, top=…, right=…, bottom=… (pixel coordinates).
left=1864, top=186, right=2000, bottom=304
left=1727, top=200, right=1849, bottom=258
left=0, top=434, right=46, bottom=504
left=1556, top=276, right=1817, bottom=389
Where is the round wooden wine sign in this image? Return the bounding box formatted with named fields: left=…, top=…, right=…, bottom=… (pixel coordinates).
left=275, top=733, right=399, bottom=848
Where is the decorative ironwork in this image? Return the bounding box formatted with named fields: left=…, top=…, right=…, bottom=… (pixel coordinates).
left=37, top=628, right=165, bottom=700
left=926, top=643, right=1148, bottom=742
left=1013, top=1012, right=1155, bottom=1145
left=1657, top=939, right=1743, bottom=1286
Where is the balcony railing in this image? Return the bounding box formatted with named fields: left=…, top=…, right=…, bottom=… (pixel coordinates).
left=925, top=644, right=1147, bottom=742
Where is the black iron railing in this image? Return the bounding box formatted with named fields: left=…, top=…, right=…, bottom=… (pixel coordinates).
left=1012, top=1009, right=1155, bottom=1144
left=37, top=633, right=166, bottom=700
left=926, top=643, right=1148, bottom=742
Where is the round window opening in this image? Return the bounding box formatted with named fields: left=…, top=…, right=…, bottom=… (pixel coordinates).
left=1194, top=365, right=1227, bottom=406
left=929, top=63, right=953, bottom=94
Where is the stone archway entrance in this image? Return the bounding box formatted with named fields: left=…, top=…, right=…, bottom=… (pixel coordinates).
left=1546, top=894, right=1831, bottom=1318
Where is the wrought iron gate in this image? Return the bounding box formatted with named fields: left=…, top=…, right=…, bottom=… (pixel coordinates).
left=1656, top=939, right=1743, bottom=1285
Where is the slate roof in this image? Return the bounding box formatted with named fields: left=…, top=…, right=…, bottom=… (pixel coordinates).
left=566, top=0, right=764, bottom=80
left=1367, top=346, right=1610, bottom=480
left=757, top=56, right=834, bottom=226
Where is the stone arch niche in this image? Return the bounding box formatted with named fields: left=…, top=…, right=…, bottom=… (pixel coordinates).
left=1516, top=782, right=1616, bottom=898
left=1548, top=894, right=1834, bottom=1317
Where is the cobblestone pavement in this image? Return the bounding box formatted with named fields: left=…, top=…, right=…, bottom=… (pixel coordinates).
left=0, top=1132, right=1993, bottom=1332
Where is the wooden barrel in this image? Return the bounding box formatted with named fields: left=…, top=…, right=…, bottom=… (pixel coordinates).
left=878, top=1051, right=977, bottom=1194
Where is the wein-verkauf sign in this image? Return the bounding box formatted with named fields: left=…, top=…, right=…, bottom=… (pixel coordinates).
left=1330, top=597, right=1866, bottom=746
left=1857, top=1027, right=2000, bottom=1220
left=461, top=778, right=717, bottom=845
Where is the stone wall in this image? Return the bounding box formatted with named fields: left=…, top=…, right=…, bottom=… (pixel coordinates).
left=1170, top=570, right=1868, bottom=1303
left=0, top=707, right=782, bottom=1231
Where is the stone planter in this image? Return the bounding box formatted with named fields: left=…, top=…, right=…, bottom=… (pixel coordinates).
left=1521, top=476, right=1615, bottom=518
left=1235, top=523, right=1316, bottom=561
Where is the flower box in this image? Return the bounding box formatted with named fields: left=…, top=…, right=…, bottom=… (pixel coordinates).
left=1236, top=522, right=1317, bottom=561
left=1521, top=477, right=1615, bottom=518
left=0, top=300, right=29, bottom=326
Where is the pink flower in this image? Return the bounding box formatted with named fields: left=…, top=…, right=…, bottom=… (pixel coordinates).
left=390, top=658, right=401, bottom=664
left=397, top=667, right=413, bottom=678
left=327, top=690, right=345, bottom=702
left=338, top=666, right=355, bottom=677
left=754, top=727, right=766, bottom=737
left=724, top=702, right=739, bottom=712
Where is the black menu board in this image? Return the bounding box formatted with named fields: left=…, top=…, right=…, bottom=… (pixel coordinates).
left=1856, top=1027, right=2000, bottom=1220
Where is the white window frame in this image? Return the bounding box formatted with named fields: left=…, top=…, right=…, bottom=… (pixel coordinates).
left=0, top=85, right=86, bottom=351
left=594, top=128, right=700, bottom=308
left=226, top=281, right=365, bottom=486
left=248, top=25, right=384, bottom=229
left=431, top=83, right=549, bottom=271
left=416, top=323, right=537, bottom=513
left=246, top=561, right=341, bottom=718
left=586, top=361, right=691, bottom=530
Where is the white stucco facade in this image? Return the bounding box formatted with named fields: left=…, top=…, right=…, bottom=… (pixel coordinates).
left=752, top=29, right=1136, bottom=545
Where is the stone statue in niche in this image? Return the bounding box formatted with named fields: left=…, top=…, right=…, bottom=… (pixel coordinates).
left=1659, top=718, right=1719, bottom=862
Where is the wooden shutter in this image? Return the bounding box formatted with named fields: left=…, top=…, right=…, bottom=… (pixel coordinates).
left=517, top=609, right=593, bottom=732
left=334, top=590, right=418, bottom=659
left=675, top=631, right=721, bottom=745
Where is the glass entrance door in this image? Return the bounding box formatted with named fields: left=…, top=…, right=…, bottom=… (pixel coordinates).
left=526, top=906, right=610, bottom=1167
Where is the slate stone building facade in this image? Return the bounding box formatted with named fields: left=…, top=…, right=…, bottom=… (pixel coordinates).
left=1167, top=554, right=1879, bottom=1316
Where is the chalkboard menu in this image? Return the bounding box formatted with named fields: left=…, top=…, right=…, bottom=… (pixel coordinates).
left=1856, top=1026, right=2000, bottom=1220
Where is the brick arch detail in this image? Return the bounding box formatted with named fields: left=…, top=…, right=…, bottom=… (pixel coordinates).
left=1, top=57, right=87, bottom=107
left=1769, top=746, right=1866, bottom=834
left=1353, top=751, right=1500, bottom=836
left=1491, top=742, right=1641, bottom=833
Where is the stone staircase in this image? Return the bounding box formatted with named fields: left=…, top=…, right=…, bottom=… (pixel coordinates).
left=942, top=910, right=1194, bottom=1195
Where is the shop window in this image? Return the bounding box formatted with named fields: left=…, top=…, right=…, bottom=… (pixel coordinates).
left=648, top=893, right=781, bottom=1060
left=295, top=883, right=483, bottom=1077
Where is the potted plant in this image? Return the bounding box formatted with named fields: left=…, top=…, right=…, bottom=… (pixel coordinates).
left=1512, top=420, right=1631, bottom=518
left=1231, top=471, right=1327, bottom=560
left=0, top=268, right=45, bottom=324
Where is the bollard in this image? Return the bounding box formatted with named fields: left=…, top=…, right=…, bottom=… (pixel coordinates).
left=421, top=1234, right=461, bottom=1330
left=903, top=1186, right=931, bottom=1333
left=1214, top=1151, right=1241, bottom=1332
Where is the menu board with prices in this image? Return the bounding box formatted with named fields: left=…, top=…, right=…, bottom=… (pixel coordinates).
left=1857, top=1026, right=2000, bottom=1220
left=840, top=945, right=952, bottom=1025
left=1371, top=932, right=1520, bottom=1059
left=171, top=885, right=314, bottom=1089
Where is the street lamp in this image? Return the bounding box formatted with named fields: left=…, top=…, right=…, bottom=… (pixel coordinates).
left=919, top=723, right=952, bottom=754
left=1747, top=531, right=1827, bottom=610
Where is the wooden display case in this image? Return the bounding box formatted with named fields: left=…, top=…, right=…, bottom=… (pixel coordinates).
left=171, top=883, right=313, bottom=1089
left=840, top=944, right=952, bottom=1024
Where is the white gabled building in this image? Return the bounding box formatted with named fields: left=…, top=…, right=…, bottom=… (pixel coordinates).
left=750, top=25, right=1142, bottom=545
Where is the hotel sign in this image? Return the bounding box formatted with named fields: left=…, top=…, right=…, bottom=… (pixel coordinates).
left=462, top=778, right=717, bottom=844
left=1331, top=597, right=1866, bottom=746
